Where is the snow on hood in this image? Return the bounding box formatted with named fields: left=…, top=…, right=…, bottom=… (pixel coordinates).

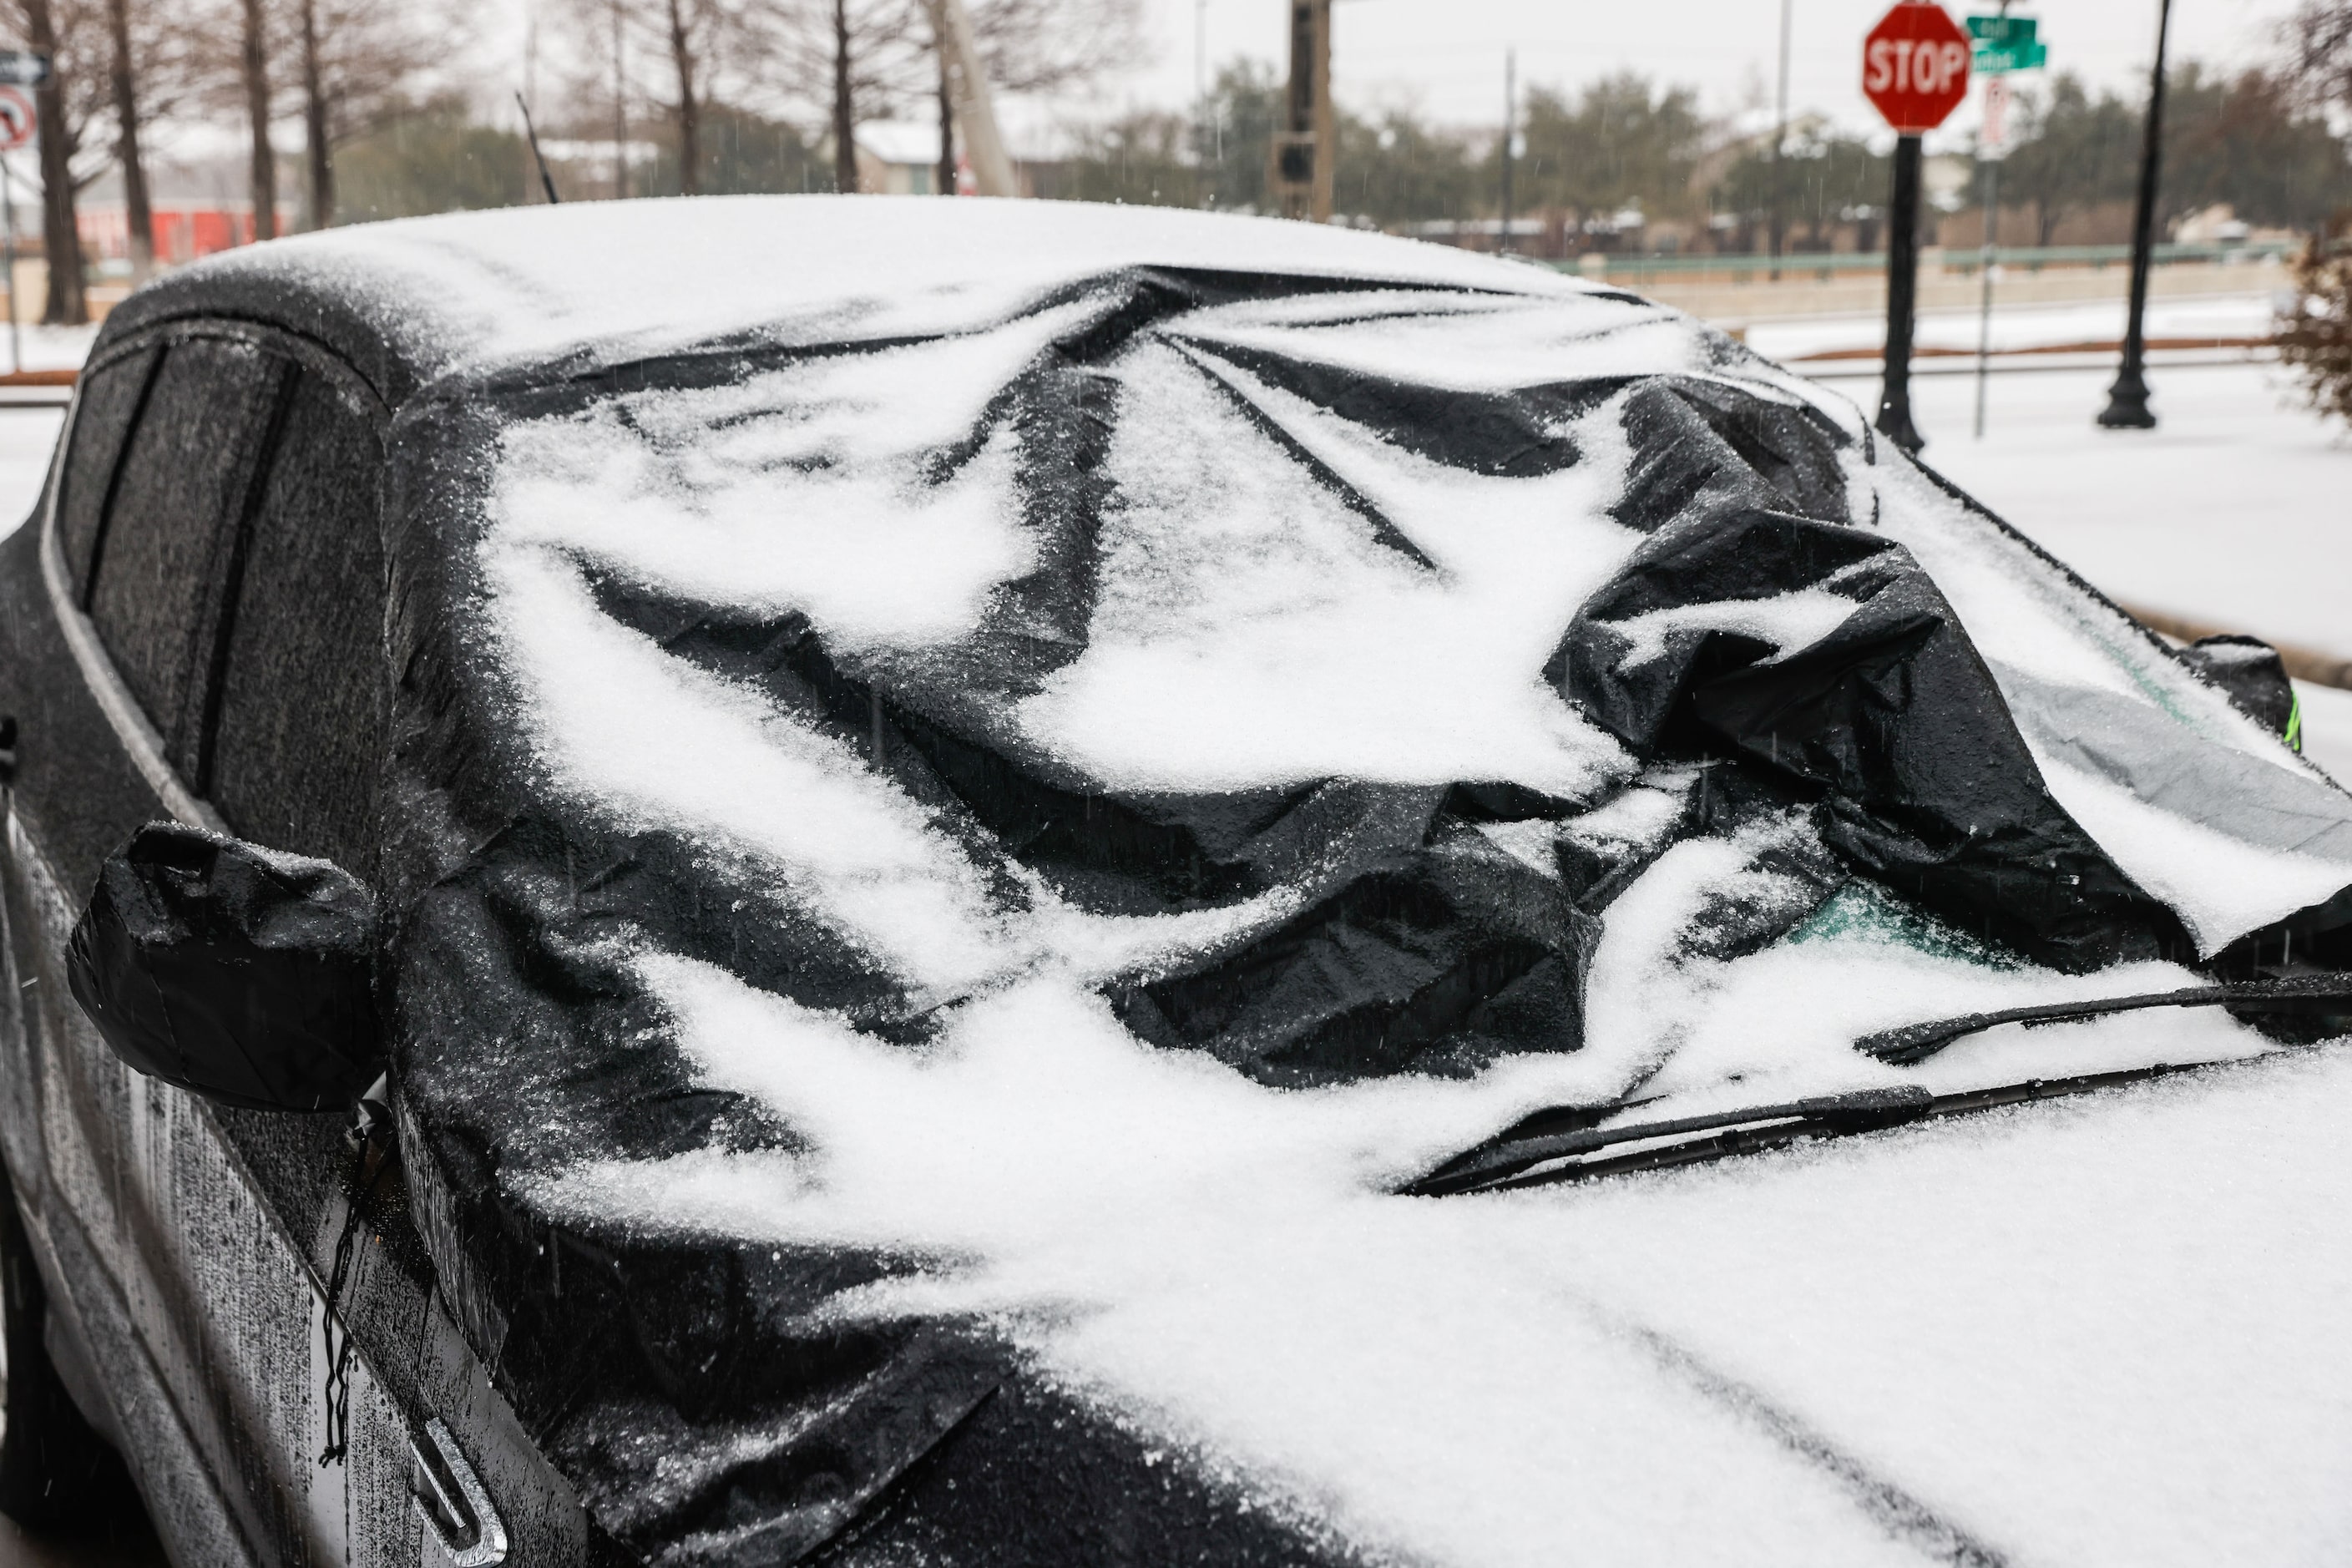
left=362, top=202, right=2352, bottom=1565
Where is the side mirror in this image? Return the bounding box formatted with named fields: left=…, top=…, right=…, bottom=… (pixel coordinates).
left=67, top=822, right=383, bottom=1112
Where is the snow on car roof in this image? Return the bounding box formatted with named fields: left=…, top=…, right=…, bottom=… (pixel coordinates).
left=159, top=195, right=1601, bottom=385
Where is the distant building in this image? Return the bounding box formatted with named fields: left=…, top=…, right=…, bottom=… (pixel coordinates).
left=79, top=201, right=258, bottom=268
left=817, top=121, right=975, bottom=196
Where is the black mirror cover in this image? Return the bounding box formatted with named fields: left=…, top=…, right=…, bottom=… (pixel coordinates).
left=2178, top=635, right=2298, bottom=745
left=66, top=822, right=383, bottom=1112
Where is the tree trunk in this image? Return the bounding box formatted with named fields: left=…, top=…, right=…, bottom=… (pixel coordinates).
left=664, top=0, right=698, bottom=195
left=104, top=0, right=152, bottom=278
left=831, top=0, right=857, bottom=193
left=240, top=0, right=274, bottom=240
left=20, top=0, right=82, bottom=322
left=609, top=0, right=627, bottom=200
left=935, top=36, right=953, bottom=195
left=299, top=0, right=331, bottom=229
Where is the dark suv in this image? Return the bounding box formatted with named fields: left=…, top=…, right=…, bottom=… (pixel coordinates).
left=4, top=198, right=2349, bottom=1568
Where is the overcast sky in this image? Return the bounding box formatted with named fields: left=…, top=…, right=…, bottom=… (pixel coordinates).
left=1046, top=0, right=2309, bottom=142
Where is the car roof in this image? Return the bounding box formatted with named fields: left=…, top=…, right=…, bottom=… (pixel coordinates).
left=96, top=196, right=1602, bottom=410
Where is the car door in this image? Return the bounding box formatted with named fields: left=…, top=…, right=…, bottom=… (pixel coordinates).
left=7, top=323, right=414, bottom=1566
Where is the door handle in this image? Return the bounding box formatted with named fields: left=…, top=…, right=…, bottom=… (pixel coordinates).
left=411, top=1416, right=510, bottom=1566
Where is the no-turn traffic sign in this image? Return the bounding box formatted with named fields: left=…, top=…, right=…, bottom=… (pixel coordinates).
left=1863, top=1, right=1972, bottom=134
left=0, top=88, right=33, bottom=153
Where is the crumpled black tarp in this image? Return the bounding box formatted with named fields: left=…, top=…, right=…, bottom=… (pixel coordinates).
left=365, top=264, right=2349, bottom=1565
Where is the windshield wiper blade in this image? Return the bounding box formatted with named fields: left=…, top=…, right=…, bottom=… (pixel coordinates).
left=1400, top=1086, right=1932, bottom=1197
left=1400, top=1061, right=2233, bottom=1198
left=1854, top=974, right=2352, bottom=1066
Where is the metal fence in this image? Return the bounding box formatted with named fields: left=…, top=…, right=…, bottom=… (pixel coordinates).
left=1580, top=240, right=2299, bottom=286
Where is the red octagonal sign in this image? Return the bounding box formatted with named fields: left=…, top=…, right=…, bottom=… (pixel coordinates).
left=1863, top=0, right=1972, bottom=134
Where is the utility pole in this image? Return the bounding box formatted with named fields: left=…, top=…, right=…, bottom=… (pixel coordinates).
left=921, top=0, right=1018, bottom=196
left=1770, top=0, right=1792, bottom=281
left=1499, top=48, right=1515, bottom=255
left=1270, top=0, right=1331, bottom=221
left=2098, top=0, right=2172, bottom=430
left=1193, top=0, right=1207, bottom=188
left=1195, top=0, right=1206, bottom=105
left=609, top=0, right=626, bottom=200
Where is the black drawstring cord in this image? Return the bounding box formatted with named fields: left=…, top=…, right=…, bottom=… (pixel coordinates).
left=320, top=1084, right=394, bottom=1467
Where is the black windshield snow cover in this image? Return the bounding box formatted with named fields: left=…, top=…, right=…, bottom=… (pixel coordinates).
left=351, top=257, right=2352, bottom=1568
left=68, top=822, right=383, bottom=1112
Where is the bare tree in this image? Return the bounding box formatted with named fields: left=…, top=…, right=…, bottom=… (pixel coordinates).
left=2279, top=0, right=2351, bottom=113
left=660, top=0, right=713, bottom=194
left=104, top=0, right=150, bottom=275
left=827, top=0, right=853, bottom=189
left=727, top=0, right=920, bottom=193
left=288, top=0, right=449, bottom=229
left=931, top=26, right=948, bottom=194
left=6, top=0, right=114, bottom=321
left=548, top=0, right=723, bottom=197
left=238, top=0, right=273, bottom=238
left=296, top=0, right=324, bottom=223
left=963, top=0, right=1136, bottom=97
left=104, top=0, right=199, bottom=276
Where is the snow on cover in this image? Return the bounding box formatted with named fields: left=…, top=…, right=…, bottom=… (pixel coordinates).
left=426, top=202, right=2352, bottom=1563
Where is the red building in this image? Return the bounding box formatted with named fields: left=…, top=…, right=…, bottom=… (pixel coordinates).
left=78, top=202, right=256, bottom=266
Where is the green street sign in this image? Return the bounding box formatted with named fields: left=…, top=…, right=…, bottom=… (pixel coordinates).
left=1968, top=17, right=2045, bottom=73
left=1966, top=15, right=2037, bottom=44
left=1973, top=41, right=2048, bottom=73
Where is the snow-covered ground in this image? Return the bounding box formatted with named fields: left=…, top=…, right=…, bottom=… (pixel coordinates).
left=1891, top=360, right=2349, bottom=655
left=1751, top=291, right=2283, bottom=362
left=0, top=407, right=58, bottom=541
left=0, top=321, right=100, bottom=375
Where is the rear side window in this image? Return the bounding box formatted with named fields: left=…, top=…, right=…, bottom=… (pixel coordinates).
left=204, top=375, right=387, bottom=876
left=84, top=339, right=289, bottom=772
left=55, top=345, right=160, bottom=589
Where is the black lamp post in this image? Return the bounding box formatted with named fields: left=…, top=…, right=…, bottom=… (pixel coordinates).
left=2099, top=0, right=2172, bottom=429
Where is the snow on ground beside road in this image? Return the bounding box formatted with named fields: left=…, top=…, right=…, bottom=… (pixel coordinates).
left=1751, top=291, right=2280, bottom=361
left=1897, top=362, right=2352, bottom=663
left=0, top=407, right=62, bottom=543
left=1, top=322, right=99, bottom=374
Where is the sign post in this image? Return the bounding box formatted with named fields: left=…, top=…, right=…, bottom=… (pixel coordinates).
left=1862, top=0, right=1972, bottom=453
left=1966, top=8, right=2046, bottom=438
left=0, top=82, right=38, bottom=379
left=2098, top=0, right=2172, bottom=430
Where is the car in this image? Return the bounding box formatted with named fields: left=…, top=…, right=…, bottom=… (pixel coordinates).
left=2, top=195, right=2349, bottom=1568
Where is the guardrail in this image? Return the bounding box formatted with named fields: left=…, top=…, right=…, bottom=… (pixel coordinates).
left=1581, top=240, right=2299, bottom=285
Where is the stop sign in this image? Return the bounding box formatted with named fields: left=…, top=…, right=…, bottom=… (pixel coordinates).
left=1863, top=0, right=1972, bottom=134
